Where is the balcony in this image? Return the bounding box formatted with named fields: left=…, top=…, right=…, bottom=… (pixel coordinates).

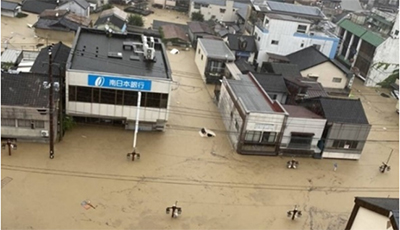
left=255, top=21, right=269, bottom=33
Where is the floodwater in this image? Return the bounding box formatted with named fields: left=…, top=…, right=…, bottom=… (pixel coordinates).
left=2, top=7, right=399, bottom=230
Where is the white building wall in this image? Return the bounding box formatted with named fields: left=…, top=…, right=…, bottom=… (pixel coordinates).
left=365, top=37, right=399, bottom=87
left=194, top=44, right=207, bottom=81
left=189, top=0, right=239, bottom=22
left=246, top=113, right=285, bottom=133
left=280, top=117, right=326, bottom=151
left=65, top=70, right=171, bottom=123
left=218, top=82, right=242, bottom=148
left=253, top=19, right=336, bottom=68
left=300, top=62, right=348, bottom=89
left=350, top=207, right=393, bottom=230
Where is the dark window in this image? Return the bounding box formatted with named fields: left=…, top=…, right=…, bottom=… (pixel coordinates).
left=300, top=43, right=304, bottom=48
left=313, top=44, right=321, bottom=51
left=68, top=86, right=76, bottom=101
left=271, top=40, right=279, bottom=45
left=261, top=132, right=276, bottom=143
left=140, top=92, right=146, bottom=106
left=332, top=140, right=358, bottom=149
left=198, top=49, right=200, bottom=54
left=220, top=8, right=226, bottom=13
left=76, top=86, right=92, bottom=103
left=270, top=94, right=277, bottom=99
left=201, top=55, right=203, bottom=60
left=395, top=30, right=399, bottom=36
left=124, top=90, right=138, bottom=106
left=332, top=78, right=342, bottom=83
left=160, top=93, right=168, bottom=108
left=92, top=88, right=100, bottom=103
left=116, top=90, right=124, bottom=105
left=257, top=37, right=260, bottom=41
left=146, top=92, right=161, bottom=108
left=100, top=89, right=116, bottom=105
left=33, top=120, right=45, bottom=129
left=289, top=133, right=313, bottom=148
left=2, top=118, right=15, bottom=127
left=194, top=2, right=200, bottom=9
left=297, top=25, right=307, bottom=33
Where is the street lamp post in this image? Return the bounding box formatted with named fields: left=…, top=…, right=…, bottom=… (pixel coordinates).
left=287, top=205, right=302, bottom=220
left=166, top=201, right=182, bottom=218
left=2, top=139, right=17, bottom=156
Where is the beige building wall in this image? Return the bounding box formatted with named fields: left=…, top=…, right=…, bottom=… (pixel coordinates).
left=34, top=29, right=76, bottom=44
left=194, top=43, right=207, bottom=81
left=300, top=62, right=347, bottom=89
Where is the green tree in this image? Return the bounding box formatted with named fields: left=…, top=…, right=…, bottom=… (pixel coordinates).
left=128, top=14, right=144, bottom=27
left=191, top=12, right=204, bottom=22
left=373, top=62, right=399, bottom=88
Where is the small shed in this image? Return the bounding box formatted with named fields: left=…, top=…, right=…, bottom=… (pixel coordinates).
left=1, top=0, right=21, bottom=17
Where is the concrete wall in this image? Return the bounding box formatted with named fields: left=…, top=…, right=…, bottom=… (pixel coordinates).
left=350, top=207, right=393, bottom=230
left=1, top=106, right=58, bottom=143
left=57, top=2, right=90, bottom=18
left=246, top=113, right=285, bottom=133
left=323, top=123, right=371, bottom=159
left=34, top=28, right=76, bottom=44
left=218, top=81, right=243, bottom=149
left=65, top=70, right=172, bottom=123
left=194, top=44, right=207, bottom=81
left=365, top=36, right=399, bottom=87
left=189, top=0, right=239, bottom=22
left=300, top=62, right=348, bottom=89
left=280, top=116, right=327, bottom=152
left=253, top=18, right=338, bottom=68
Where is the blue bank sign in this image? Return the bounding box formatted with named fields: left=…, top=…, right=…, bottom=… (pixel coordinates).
left=87, top=74, right=152, bottom=91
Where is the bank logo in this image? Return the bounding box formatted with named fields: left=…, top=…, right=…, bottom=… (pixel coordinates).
left=94, top=76, right=105, bottom=86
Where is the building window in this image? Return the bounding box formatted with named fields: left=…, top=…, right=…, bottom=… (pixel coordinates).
left=76, top=86, right=92, bottom=103
left=245, top=131, right=261, bottom=142
left=300, top=43, right=304, bottom=47
left=116, top=90, right=124, bottom=105
left=209, top=60, right=224, bottom=72
left=198, top=49, right=200, bottom=54
left=220, top=8, right=226, bottom=13
left=297, top=25, right=307, bottom=33
left=289, top=133, right=313, bottom=148
left=270, top=94, right=277, bottom=99
left=261, top=132, right=276, bottom=143
left=201, top=55, right=203, bottom=60
left=100, top=88, right=116, bottom=105
left=92, top=88, right=100, bottom=103
left=332, top=78, right=342, bottom=83
left=68, top=86, right=76, bottom=101
left=146, top=92, right=161, bottom=108
left=254, top=32, right=258, bottom=38
left=313, top=44, right=321, bottom=51
left=332, top=140, right=358, bottom=149
left=271, top=40, right=279, bottom=45
left=194, top=3, right=200, bottom=9
left=257, top=37, right=260, bottom=41
left=160, top=93, right=168, bottom=108
left=235, top=120, right=240, bottom=131
left=124, top=90, right=138, bottom=106
left=395, top=30, right=399, bottom=36
left=17, top=119, right=32, bottom=128
left=2, top=118, right=15, bottom=127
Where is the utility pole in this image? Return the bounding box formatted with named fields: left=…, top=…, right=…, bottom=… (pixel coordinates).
left=127, top=91, right=141, bottom=161
left=2, top=139, right=17, bottom=156
left=287, top=205, right=302, bottom=220
left=48, top=45, right=55, bottom=159
left=380, top=149, right=393, bottom=173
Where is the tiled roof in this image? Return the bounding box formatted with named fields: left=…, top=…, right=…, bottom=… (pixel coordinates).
left=21, top=0, right=57, bottom=14
left=1, top=0, right=20, bottom=10
left=303, top=97, right=369, bottom=124
left=227, top=34, right=256, bottom=52
left=152, top=20, right=188, bottom=33
left=100, top=7, right=128, bottom=21
left=161, top=24, right=189, bottom=43
left=235, top=59, right=254, bottom=73
left=262, top=62, right=302, bottom=78
left=252, top=72, right=288, bottom=93
left=95, top=15, right=125, bottom=30
left=283, top=105, right=323, bottom=119
left=287, top=46, right=328, bottom=70
left=33, top=10, right=90, bottom=31
left=188, top=21, right=213, bottom=34
left=30, top=42, right=71, bottom=76
left=1, top=72, right=59, bottom=107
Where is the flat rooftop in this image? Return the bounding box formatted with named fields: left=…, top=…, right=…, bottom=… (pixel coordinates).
left=68, top=28, right=171, bottom=79
left=227, top=74, right=273, bottom=113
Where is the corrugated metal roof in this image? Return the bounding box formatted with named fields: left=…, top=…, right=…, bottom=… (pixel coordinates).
left=338, top=19, right=385, bottom=47
left=198, top=38, right=235, bottom=60
left=227, top=74, right=273, bottom=112
left=1, top=0, right=19, bottom=10
left=338, top=19, right=366, bottom=37
left=1, top=49, right=22, bottom=63
left=361, top=30, right=385, bottom=47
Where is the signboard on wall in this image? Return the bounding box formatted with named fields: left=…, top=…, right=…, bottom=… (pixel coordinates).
left=87, top=74, right=152, bottom=91
left=254, top=123, right=275, bottom=131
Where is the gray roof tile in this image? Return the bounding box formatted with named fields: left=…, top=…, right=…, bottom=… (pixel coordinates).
left=252, top=72, right=288, bottom=93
